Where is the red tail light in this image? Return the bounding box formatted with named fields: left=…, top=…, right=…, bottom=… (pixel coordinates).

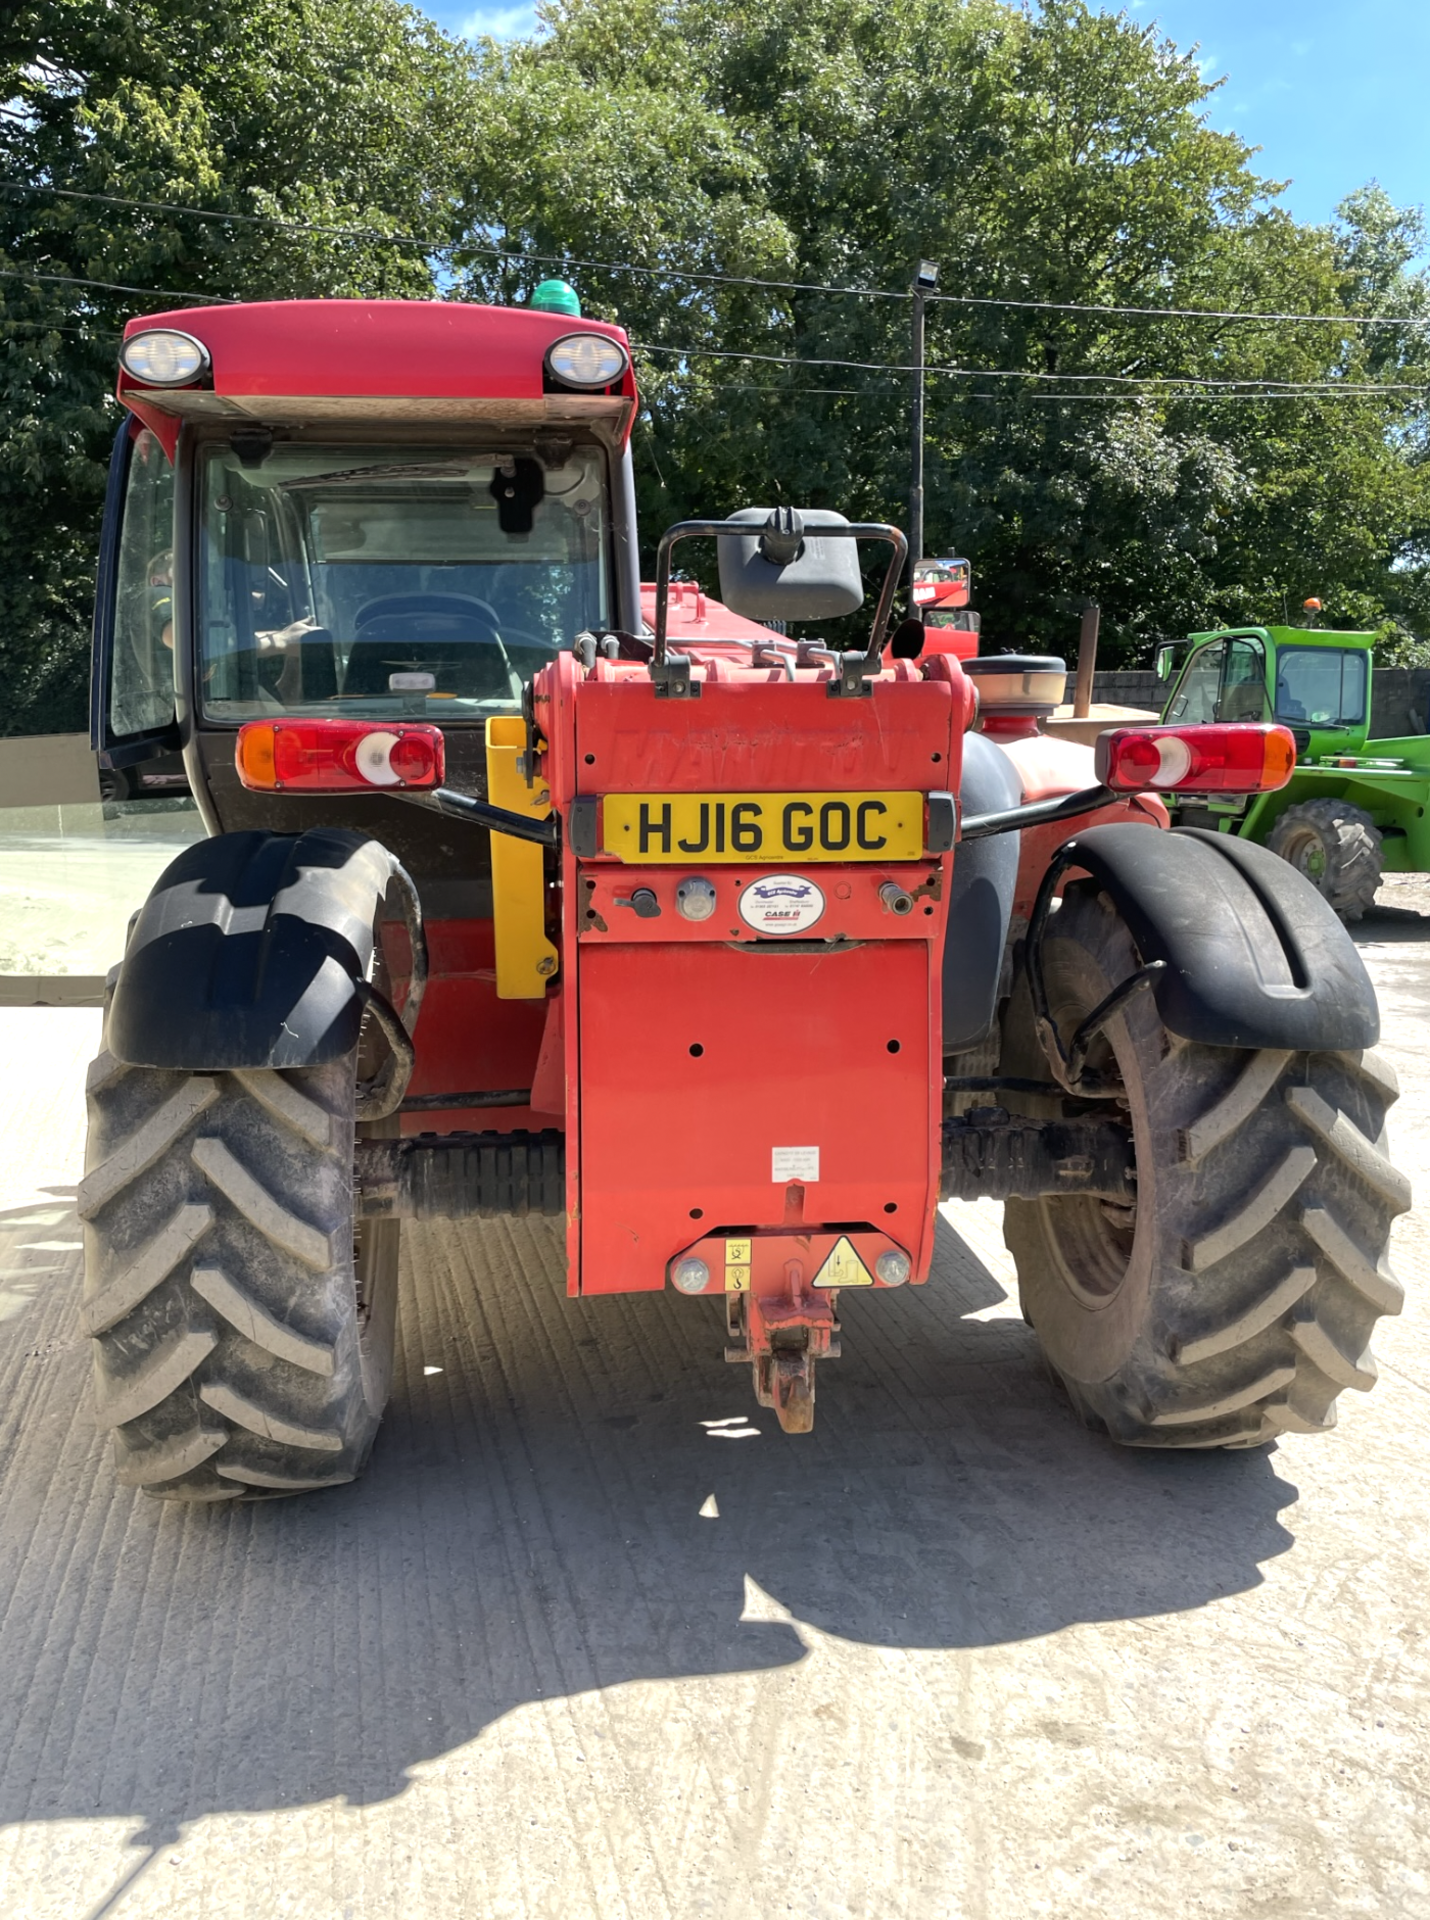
left=1095, top=723, right=1296, bottom=795
left=235, top=720, right=446, bottom=793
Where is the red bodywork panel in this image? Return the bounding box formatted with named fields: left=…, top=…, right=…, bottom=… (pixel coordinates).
left=535, top=647, right=975, bottom=1301
left=577, top=940, right=935, bottom=1292
left=390, top=919, right=548, bottom=1134
left=638, top=581, right=779, bottom=648
left=994, top=731, right=1168, bottom=921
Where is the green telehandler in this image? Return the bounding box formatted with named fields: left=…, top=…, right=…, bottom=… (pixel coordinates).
left=1156, top=624, right=1430, bottom=919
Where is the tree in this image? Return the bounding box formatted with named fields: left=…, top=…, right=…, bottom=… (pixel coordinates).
left=457, top=0, right=1430, bottom=661
left=0, top=0, right=479, bottom=732
left=3, top=0, right=1425, bottom=714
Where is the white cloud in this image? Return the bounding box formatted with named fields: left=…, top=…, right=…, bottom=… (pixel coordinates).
left=456, top=2, right=538, bottom=37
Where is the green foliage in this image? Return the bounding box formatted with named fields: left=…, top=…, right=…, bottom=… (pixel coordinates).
left=457, top=0, right=1430, bottom=664
left=1, top=0, right=1427, bottom=730
left=0, top=0, right=478, bottom=732
left=1373, top=620, right=1430, bottom=670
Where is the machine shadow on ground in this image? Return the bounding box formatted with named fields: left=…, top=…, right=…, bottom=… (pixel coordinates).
left=0, top=1199, right=1297, bottom=1844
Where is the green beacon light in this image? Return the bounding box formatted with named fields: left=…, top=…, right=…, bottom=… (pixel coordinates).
left=531, top=279, right=581, bottom=318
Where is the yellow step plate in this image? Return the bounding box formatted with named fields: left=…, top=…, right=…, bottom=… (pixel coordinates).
left=486, top=717, right=558, bottom=1000
left=602, top=791, right=923, bottom=863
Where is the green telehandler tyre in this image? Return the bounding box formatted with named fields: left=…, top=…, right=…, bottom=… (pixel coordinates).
left=1266, top=798, right=1383, bottom=922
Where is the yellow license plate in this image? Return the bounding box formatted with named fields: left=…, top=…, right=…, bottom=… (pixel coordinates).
left=601, top=791, right=923, bottom=863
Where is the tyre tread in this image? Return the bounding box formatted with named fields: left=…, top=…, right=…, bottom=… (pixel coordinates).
left=84, top=1039, right=393, bottom=1501
left=1001, top=883, right=1407, bottom=1449
left=1266, top=798, right=1383, bottom=921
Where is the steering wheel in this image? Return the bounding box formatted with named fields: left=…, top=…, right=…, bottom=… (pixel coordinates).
left=354, top=592, right=502, bottom=638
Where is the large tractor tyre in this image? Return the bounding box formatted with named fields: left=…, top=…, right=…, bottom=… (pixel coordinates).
left=79, top=1038, right=398, bottom=1501
left=1000, top=882, right=1409, bottom=1448
left=1266, top=798, right=1383, bottom=922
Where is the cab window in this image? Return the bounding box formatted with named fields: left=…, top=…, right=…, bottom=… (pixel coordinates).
left=1275, top=647, right=1368, bottom=728
left=196, top=441, right=612, bottom=720
left=1165, top=641, right=1222, bottom=723
left=1165, top=637, right=1265, bottom=724
left=110, top=428, right=177, bottom=738
left=1219, top=639, right=1267, bottom=721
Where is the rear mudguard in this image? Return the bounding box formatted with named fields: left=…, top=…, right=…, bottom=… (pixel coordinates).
left=943, top=732, right=1023, bottom=1053
left=1044, top=823, right=1379, bottom=1052
left=106, top=828, right=412, bottom=1071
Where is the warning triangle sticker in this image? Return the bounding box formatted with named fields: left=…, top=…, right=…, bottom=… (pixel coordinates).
left=812, top=1235, right=873, bottom=1289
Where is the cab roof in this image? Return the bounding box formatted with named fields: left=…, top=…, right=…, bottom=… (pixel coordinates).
left=117, top=299, right=638, bottom=453
left=1190, top=625, right=1375, bottom=652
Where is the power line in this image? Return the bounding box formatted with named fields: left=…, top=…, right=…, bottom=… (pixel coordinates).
left=632, top=340, right=1427, bottom=396
left=2, top=181, right=903, bottom=301
left=3, top=249, right=1420, bottom=401
left=6, top=178, right=1429, bottom=331
left=697, top=382, right=1410, bottom=405
left=0, top=318, right=121, bottom=339
left=928, top=289, right=1430, bottom=330
left=0, top=264, right=230, bottom=303
left=0, top=181, right=445, bottom=252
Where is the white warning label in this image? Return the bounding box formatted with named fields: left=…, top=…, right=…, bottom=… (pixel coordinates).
left=772, top=1146, right=820, bottom=1182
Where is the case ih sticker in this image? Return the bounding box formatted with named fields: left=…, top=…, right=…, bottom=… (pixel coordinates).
left=739, top=875, right=826, bottom=935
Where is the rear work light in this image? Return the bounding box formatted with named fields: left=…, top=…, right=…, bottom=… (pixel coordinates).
left=235, top=720, right=445, bottom=794
left=1095, top=723, right=1296, bottom=795
left=545, top=332, right=629, bottom=389
left=119, top=329, right=210, bottom=387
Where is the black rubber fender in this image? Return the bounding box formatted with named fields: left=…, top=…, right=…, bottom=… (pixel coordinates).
left=106, top=828, right=407, bottom=1070
left=943, top=732, right=1023, bottom=1053
left=1048, top=822, right=1379, bottom=1052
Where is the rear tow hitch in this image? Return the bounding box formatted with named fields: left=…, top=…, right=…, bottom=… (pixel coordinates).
left=723, top=1266, right=841, bottom=1435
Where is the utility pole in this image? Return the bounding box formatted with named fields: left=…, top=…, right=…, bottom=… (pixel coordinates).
left=1073, top=602, right=1100, bottom=719
left=909, top=258, right=939, bottom=591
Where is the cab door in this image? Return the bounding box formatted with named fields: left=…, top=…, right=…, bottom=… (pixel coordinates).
left=1163, top=638, right=1226, bottom=725
left=90, top=420, right=181, bottom=774
left=1217, top=635, right=1269, bottom=722
left=1162, top=633, right=1268, bottom=824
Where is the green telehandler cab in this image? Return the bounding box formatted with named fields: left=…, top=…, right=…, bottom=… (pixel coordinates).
left=1156, top=624, right=1430, bottom=919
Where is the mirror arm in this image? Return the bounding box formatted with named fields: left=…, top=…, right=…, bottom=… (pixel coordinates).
left=652, top=519, right=908, bottom=672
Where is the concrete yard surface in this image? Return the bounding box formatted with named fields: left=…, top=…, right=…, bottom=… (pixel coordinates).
left=0, top=901, right=1428, bottom=1919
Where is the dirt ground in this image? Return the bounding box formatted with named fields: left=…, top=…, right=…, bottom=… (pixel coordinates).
left=0, top=887, right=1427, bottom=1919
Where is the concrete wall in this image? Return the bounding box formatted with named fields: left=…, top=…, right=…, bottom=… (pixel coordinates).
left=1090, top=670, right=1165, bottom=712
left=0, top=734, right=98, bottom=808
left=1370, top=667, right=1430, bottom=739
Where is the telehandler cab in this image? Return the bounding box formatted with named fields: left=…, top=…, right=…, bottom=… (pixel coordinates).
left=84, top=298, right=1408, bottom=1500
left=1156, top=622, right=1430, bottom=920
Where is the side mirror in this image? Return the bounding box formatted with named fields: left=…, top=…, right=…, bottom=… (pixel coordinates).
left=716, top=507, right=865, bottom=621
left=1154, top=643, right=1177, bottom=682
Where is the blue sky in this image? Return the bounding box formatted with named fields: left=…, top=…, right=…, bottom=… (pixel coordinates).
left=427, top=1, right=1428, bottom=232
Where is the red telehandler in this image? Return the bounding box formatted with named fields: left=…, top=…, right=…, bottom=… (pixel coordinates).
left=83, top=298, right=1407, bottom=1499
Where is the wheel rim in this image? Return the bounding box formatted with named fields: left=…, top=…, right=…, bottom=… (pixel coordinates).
left=1277, top=823, right=1329, bottom=884
left=1043, top=1192, right=1138, bottom=1306
left=1036, top=969, right=1141, bottom=1311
